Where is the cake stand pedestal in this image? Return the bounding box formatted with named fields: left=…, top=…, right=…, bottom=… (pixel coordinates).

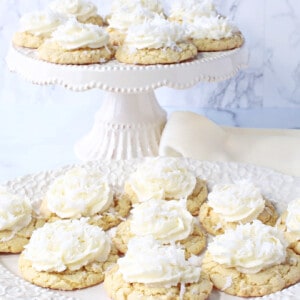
left=6, top=46, right=248, bottom=161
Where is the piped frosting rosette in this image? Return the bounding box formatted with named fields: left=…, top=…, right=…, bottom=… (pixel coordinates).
left=168, top=0, right=218, bottom=23
left=22, top=218, right=111, bottom=272
left=207, top=220, right=287, bottom=274
left=0, top=187, right=32, bottom=240
left=42, top=166, right=113, bottom=219
left=49, top=0, right=103, bottom=25
left=127, top=157, right=197, bottom=202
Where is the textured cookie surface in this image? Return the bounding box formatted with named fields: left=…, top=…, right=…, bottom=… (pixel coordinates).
left=113, top=221, right=206, bottom=257
left=18, top=247, right=119, bottom=290
left=124, top=177, right=207, bottom=216
left=12, top=32, right=45, bottom=49
left=199, top=199, right=278, bottom=235
left=115, top=42, right=197, bottom=65
left=104, top=264, right=213, bottom=300
left=0, top=218, right=45, bottom=253
left=202, top=249, right=300, bottom=297
left=38, top=41, right=115, bottom=65
left=192, top=32, right=244, bottom=52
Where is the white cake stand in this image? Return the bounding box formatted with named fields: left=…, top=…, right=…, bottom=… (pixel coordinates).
left=6, top=46, right=248, bottom=161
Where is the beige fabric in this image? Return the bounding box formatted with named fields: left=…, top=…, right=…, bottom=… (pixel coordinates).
left=159, top=111, right=300, bottom=177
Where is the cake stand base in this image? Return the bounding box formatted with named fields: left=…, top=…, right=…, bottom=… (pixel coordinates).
left=74, top=91, right=167, bottom=161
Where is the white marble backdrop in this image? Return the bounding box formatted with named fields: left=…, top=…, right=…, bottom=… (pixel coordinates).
left=0, top=0, right=300, bottom=181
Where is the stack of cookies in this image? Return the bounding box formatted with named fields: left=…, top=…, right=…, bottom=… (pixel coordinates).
left=12, top=0, right=245, bottom=65
left=1, top=157, right=300, bottom=299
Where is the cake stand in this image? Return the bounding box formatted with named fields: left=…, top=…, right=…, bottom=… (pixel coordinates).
left=6, top=45, right=248, bottom=161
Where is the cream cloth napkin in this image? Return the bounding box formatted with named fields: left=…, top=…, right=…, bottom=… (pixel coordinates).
left=159, top=111, right=300, bottom=177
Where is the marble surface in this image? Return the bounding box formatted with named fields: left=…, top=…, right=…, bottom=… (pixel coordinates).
left=0, top=0, right=300, bottom=183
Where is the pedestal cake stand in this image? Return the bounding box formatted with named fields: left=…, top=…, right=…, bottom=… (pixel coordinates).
left=6, top=46, right=248, bottom=161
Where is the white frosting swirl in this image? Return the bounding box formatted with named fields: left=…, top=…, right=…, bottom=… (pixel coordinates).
left=23, top=219, right=111, bottom=272
left=45, top=166, right=113, bottom=218
left=118, top=236, right=201, bottom=287
left=169, top=0, right=217, bottom=23
left=188, top=16, right=239, bottom=40
left=108, top=5, right=159, bottom=32
left=49, top=0, right=98, bottom=22
left=0, top=187, right=32, bottom=234
left=50, top=19, right=110, bottom=50
left=111, top=0, right=164, bottom=14
left=128, top=157, right=196, bottom=202
left=207, top=220, right=287, bottom=274
left=19, top=11, right=62, bottom=37
left=130, top=199, right=193, bottom=243
left=207, top=181, right=265, bottom=223
left=125, top=17, right=187, bottom=49
left=285, top=198, right=300, bottom=240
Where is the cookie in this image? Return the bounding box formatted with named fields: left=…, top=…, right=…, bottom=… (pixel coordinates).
left=202, top=221, right=300, bottom=297
left=104, top=236, right=213, bottom=300
left=40, top=167, right=131, bottom=230
left=106, top=3, right=163, bottom=46
left=12, top=32, right=46, bottom=49
left=123, top=157, right=207, bottom=216
left=18, top=219, right=118, bottom=290
left=12, top=11, right=62, bottom=49
left=116, top=42, right=197, bottom=65
left=38, top=41, right=115, bottom=65
left=0, top=218, right=45, bottom=253
left=192, top=32, right=244, bottom=52
left=113, top=220, right=206, bottom=258
left=277, top=198, right=300, bottom=255
left=37, top=20, right=115, bottom=65
left=104, top=264, right=213, bottom=300
left=202, top=249, right=300, bottom=297
left=199, top=181, right=278, bottom=235
left=115, top=17, right=197, bottom=65
left=185, top=15, right=244, bottom=52
left=199, top=199, right=278, bottom=235
left=0, top=187, right=45, bottom=253
left=43, top=196, right=131, bottom=231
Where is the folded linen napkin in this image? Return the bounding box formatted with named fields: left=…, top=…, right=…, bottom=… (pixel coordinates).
left=159, top=111, right=300, bottom=177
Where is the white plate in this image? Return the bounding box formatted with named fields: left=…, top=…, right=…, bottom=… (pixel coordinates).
left=1, top=158, right=300, bottom=300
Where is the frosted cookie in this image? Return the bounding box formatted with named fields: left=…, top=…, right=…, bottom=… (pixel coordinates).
left=187, top=16, right=244, bottom=51
left=104, top=236, right=213, bottom=300
left=0, top=187, right=45, bottom=253
left=113, top=199, right=206, bottom=256
left=40, top=166, right=130, bottom=230
left=12, top=11, right=62, bottom=49
left=277, top=197, right=300, bottom=255
left=115, top=17, right=197, bottom=65
left=122, top=157, right=207, bottom=215
left=202, top=220, right=300, bottom=297
left=168, top=0, right=218, bottom=23
left=199, top=181, right=278, bottom=235
left=19, top=219, right=118, bottom=290
left=107, top=4, right=163, bottom=46
left=38, top=19, right=115, bottom=65
left=49, top=0, right=103, bottom=26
